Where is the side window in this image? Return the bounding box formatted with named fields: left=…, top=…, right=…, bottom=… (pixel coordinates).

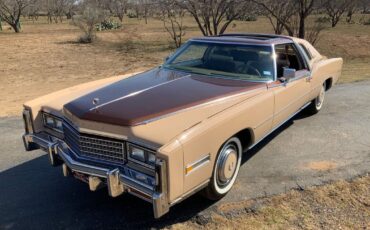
left=299, top=43, right=312, bottom=60
left=275, top=43, right=306, bottom=78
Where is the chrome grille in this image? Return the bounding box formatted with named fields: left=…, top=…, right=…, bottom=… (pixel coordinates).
left=63, top=122, right=125, bottom=164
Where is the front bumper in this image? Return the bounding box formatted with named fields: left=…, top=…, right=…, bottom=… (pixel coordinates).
left=23, top=132, right=170, bottom=218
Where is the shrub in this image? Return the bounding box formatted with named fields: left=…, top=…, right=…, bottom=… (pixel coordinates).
left=127, top=11, right=137, bottom=18
left=96, top=19, right=122, bottom=31
left=72, top=6, right=109, bottom=43
left=315, top=16, right=331, bottom=24
left=238, top=15, right=258, bottom=22
left=360, top=17, right=370, bottom=25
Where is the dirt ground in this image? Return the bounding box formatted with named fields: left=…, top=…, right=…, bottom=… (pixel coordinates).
left=1, top=16, right=369, bottom=229
left=171, top=175, right=370, bottom=230
left=0, top=16, right=370, bottom=117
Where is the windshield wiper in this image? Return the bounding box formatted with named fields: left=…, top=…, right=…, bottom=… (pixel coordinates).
left=163, top=65, right=198, bottom=74
left=207, top=72, right=247, bottom=79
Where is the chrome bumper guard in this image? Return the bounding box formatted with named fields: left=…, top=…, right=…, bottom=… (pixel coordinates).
left=23, top=133, right=170, bottom=218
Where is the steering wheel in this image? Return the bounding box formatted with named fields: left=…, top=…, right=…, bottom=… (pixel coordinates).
left=245, top=64, right=262, bottom=77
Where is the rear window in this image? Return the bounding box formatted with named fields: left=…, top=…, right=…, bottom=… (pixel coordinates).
left=299, top=44, right=312, bottom=60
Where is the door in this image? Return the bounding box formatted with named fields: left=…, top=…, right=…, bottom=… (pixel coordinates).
left=270, top=43, right=311, bottom=128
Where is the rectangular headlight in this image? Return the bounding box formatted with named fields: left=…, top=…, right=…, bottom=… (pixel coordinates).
left=127, top=143, right=156, bottom=168
left=42, top=113, right=63, bottom=133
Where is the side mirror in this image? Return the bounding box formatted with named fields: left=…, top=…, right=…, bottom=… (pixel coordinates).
left=282, top=67, right=296, bottom=82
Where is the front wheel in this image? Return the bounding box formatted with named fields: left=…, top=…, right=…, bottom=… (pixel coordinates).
left=202, top=137, right=242, bottom=200
left=306, top=82, right=326, bottom=115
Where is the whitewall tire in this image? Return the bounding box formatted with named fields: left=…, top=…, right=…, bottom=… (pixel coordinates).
left=306, top=82, right=326, bottom=115
left=203, top=137, right=242, bottom=200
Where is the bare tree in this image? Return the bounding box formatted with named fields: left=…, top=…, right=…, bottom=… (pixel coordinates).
left=106, top=0, right=127, bottom=22
left=139, top=0, right=152, bottom=24
left=346, top=0, right=358, bottom=23
left=42, top=0, right=74, bottom=23
left=65, top=0, right=78, bottom=19
left=178, top=0, right=250, bottom=36
left=305, top=20, right=326, bottom=45
left=159, top=0, right=186, bottom=48
left=0, top=0, right=30, bottom=32
left=72, top=4, right=108, bottom=43
left=264, top=1, right=296, bottom=34
left=297, top=0, right=316, bottom=38
left=253, top=0, right=317, bottom=39
left=359, top=0, right=370, bottom=13
left=323, top=0, right=353, bottom=27
left=24, top=0, right=41, bottom=22
left=252, top=0, right=297, bottom=36
left=53, top=0, right=67, bottom=23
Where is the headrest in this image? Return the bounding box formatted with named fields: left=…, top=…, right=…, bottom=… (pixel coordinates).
left=207, top=54, right=235, bottom=72
left=231, top=50, right=259, bottom=62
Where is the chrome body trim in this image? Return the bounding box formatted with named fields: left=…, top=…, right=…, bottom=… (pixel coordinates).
left=272, top=44, right=278, bottom=82
left=62, top=117, right=129, bottom=140
left=185, top=154, right=211, bottom=175
left=188, top=39, right=275, bottom=46
left=153, top=159, right=169, bottom=218
left=63, top=121, right=127, bottom=165
left=60, top=117, right=160, bottom=150
left=22, top=132, right=170, bottom=218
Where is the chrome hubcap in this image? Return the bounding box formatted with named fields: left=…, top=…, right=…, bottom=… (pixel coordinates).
left=217, top=145, right=238, bottom=186
left=316, top=85, right=325, bottom=109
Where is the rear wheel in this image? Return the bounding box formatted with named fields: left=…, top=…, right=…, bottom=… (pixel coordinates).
left=306, top=82, right=326, bottom=115
left=203, top=137, right=242, bottom=200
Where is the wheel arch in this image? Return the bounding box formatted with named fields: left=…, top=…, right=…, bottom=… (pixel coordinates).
left=325, top=77, right=333, bottom=91
left=233, top=127, right=255, bottom=152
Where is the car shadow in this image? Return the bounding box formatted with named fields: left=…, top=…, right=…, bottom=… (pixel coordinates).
left=0, top=112, right=306, bottom=229
left=0, top=155, right=215, bottom=229
left=241, top=111, right=306, bottom=163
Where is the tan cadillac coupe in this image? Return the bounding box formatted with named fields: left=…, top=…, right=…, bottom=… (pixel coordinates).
left=22, top=34, right=343, bottom=218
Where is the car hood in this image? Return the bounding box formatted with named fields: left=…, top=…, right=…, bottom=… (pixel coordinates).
left=63, top=67, right=266, bottom=128
left=64, top=68, right=266, bottom=128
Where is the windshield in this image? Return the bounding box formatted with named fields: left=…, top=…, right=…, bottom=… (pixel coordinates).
left=164, top=41, right=275, bottom=82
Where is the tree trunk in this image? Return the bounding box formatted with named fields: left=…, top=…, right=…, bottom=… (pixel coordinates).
left=0, top=18, right=2, bottom=31
left=298, top=15, right=305, bottom=38
left=332, top=19, right=337, bottom=27
left=346, top=12, right=353, bottom=23
left=66, top=12, right=72, bottom=20
left=11, top=22, right=21, bottom=33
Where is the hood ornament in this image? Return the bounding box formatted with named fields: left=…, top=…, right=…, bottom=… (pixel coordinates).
left=92, top=98, right=101, bottom=113
left=92, top=98, right=100, bottom=106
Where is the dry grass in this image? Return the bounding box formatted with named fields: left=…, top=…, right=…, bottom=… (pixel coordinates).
left=171, top=175, right=370, bottom=230
left=0, top=16, right=369, bottom=117
left=1, top=16, right=369, bottom=229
